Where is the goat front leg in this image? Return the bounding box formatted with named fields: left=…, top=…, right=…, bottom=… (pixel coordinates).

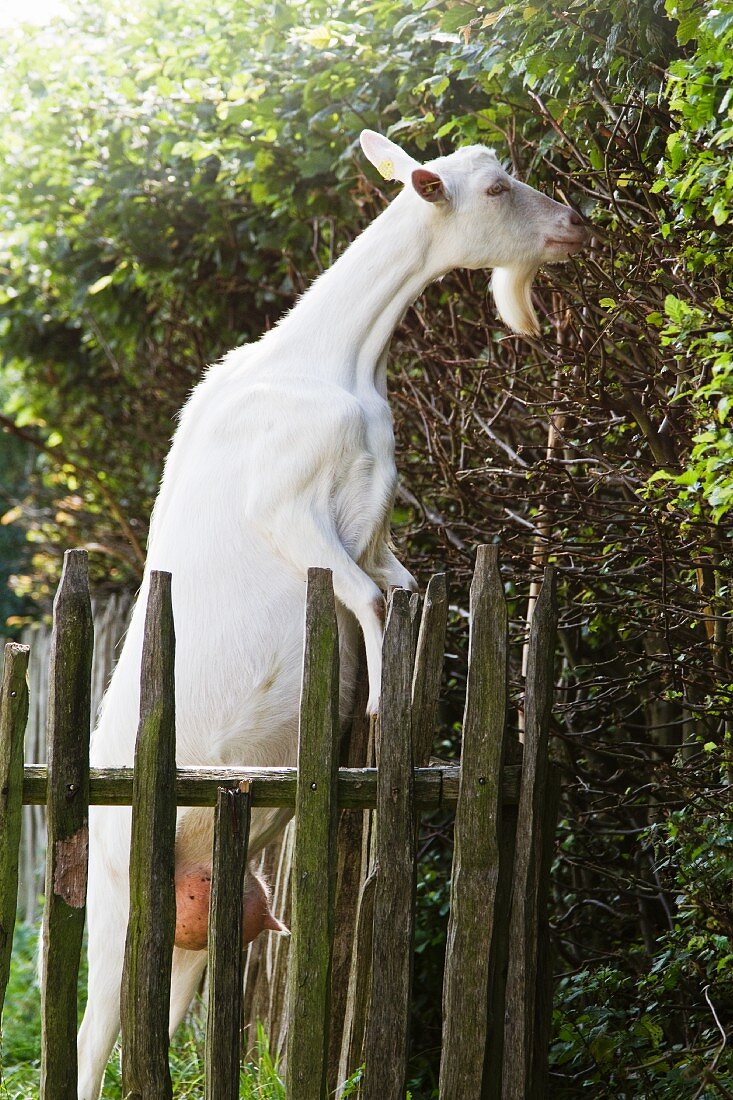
left=271, top=510, right=386, bottom=714
left=369, top=543, right=418, bottom=595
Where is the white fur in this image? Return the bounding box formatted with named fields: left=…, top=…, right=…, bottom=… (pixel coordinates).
left=75, top=129, right=587, bottom=1098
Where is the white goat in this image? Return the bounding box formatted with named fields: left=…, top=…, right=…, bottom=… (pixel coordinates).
left=76, top=129, right=588, bottom=1097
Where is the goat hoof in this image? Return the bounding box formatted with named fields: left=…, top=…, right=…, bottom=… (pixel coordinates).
left=366, top=695, right=380, bottom=718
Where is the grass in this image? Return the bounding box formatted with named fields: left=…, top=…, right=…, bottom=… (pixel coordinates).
left=0, top=922, right=286, bottom=1099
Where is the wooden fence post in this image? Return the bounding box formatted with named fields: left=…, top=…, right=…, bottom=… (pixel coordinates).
left=20, top=626, right=50, bottom=928
left=438, top=545, right=508, bottom=1099
left=40, top=549, right=94, bottom=1100
left=363, top=587, right=416, bottom=1100
left=285, top=567, right=340, bottom=1100
left=339, top=864, right=376, bottom=1090
left=205, top=783, right=252, bottom=1100
left=328, top=649, right=371, bottom=1094
left=334, top=572, right=447, bottom=1095
left=411, top=572, right=448, bottom=768
left=120, top=571, right=177, bottom=1100
left=0, top=642, right=30, bottom=1027
left=532, top=765, right=561, bottom=1095
left=502, top=566, right=558, bottom=1100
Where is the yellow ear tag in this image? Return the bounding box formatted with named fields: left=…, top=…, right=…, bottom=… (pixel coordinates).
left=377, top=158, right=394, bottom=179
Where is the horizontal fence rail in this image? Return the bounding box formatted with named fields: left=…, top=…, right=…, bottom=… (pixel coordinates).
left=0, top=544, right=561, bottom=1100
left=20, top=762, right=524, bottom=808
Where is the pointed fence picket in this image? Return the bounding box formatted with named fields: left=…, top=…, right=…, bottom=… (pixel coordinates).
left=363, top=589, right=416, bottom=1098
left=206, top=783, right=251, bottom=1100
left=40, top=549, right=93, bottom=1100
left=120, top=570, right=177, bottom=1100
left=439, top=545, right=509, bottom=1099
left=0, top=641, right=29, bottom=1024
left=0, top=544, right=561, bottom=1098
left=285, top=567, right=341, bottom=1099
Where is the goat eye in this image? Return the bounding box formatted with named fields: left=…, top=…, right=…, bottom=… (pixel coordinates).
left=486, top=183, right=507, bottom=196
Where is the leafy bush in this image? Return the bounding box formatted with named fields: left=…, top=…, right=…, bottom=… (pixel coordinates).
left=551, top=798, right=733, bottom=1097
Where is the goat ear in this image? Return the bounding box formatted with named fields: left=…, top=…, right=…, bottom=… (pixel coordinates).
left=360, top=129, right=419, bottom=185
left=411, top=168, right=449, bottom=204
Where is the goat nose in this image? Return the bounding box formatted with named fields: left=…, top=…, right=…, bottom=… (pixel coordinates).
left=568, top=211, right=585, bottom=227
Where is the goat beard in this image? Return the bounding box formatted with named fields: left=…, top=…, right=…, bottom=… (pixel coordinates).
left=491, top=263, right=540, bottom=337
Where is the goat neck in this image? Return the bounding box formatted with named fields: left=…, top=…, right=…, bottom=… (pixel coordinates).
left=270, top=193, right=442, bottom=397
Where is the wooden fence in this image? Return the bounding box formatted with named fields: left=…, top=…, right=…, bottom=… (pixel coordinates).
left=0, top=544, right=560, bottom=1098
left=0, top=591, right=131, bottom=926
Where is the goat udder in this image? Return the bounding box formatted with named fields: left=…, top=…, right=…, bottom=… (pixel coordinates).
left=174, top=863, right=289, bottom=950
left=174, top=865, right=211, bottom=951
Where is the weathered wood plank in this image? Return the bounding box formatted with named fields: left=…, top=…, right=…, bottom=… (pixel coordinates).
left=328, top=652, right=371, bottom=1093
left=40, top=550, right=93, bottom=1100
left=409, top=590, right=422, bottom=662
left=286, top=567, right=340, bottom=1100
left=482, top=799, right=519, bottom=1100
left=339, top=866, right=376, bottom=1088
left=439, top=544, right=508, bottom=1099
left=531, top=766, right=561, bottom=1098
left=0, top=642, right=30, bottom=1027
left=17, top=596, right=131, bottom=926
left=120, top=571, right=177, bottom=1100
left=205, top=784, right=251, bottom=1100
left=364, top=588, right=416, bottom=1100
left=20, top=627, right=47, bottom=927
left=412, top=572, right=448, bottom=767
left=502, top=566, right=558, bottom=1100
left=23, top=761, right=519, bottom=807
